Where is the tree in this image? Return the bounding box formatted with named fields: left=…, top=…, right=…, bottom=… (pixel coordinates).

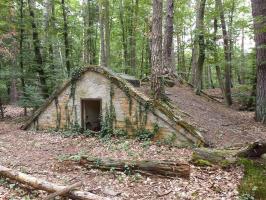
left=99, top=0, right=110, bottom=67
left=191, top=0, right=206, bottom=95
left=28, top=0, right=49, bottom=98
left=61, top=0, right=71, bottom=77
left=162, top=0, right=175, bottom=79
left=251, top=0, right=266, bottom=123
left=216, top=0, right=233, bottom=106
left=151, top=0, right=164, bottom=100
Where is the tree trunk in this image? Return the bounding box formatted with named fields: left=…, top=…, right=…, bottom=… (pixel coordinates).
left=151, top=0, right=164, bottom=100
left=0, top=165, right=109, bottom=200
left=228, top=0, right=235, bottom=87
left=99, top=1, right=106, bottom=67
left=213, top=17, right=225, bottom=96
left=76, top=156, right=190, bottom=178
left=216, top=0, right=233, bottom=106
left=119, top=0, right=129, bottom=72
left=19, top=0, right=27, bottom=115
left=162, top=0, right=175, bottom=78
left=28, top=0, right=49, bottom=98
left=129, top=0, right=138, bottom=75
left=61, top=0, right=71, bottom=77
left=251, top=0, right=266, bottom=123
left=239, top=28, right=246, bottom=84
left=83, top=0, right=98, bottom=65
left=0, top=98, right=4, bottom=119
left=191, top=0, right=206, bottom=95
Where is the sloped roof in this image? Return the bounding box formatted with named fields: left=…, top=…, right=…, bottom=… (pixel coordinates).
left=21, top=66, right=205, bottom=146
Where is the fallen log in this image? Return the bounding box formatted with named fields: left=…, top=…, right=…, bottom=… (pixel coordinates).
left=0, top=165, right=110, bottom=200
left=191, top=140, right=266, bottom=167
left=44, top=181, right=82, bottom=200
left=74, top=156, right=190, bottom=178
left=237, top=140, right=266, bottom=158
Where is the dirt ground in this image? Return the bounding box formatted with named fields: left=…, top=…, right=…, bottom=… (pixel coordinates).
left=141, top=84, right=266, bottom=148
left=0, top=106, right=244, bottom=200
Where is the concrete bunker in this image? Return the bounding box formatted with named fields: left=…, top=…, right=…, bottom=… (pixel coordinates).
left=21, top=66, right=206, bottom=147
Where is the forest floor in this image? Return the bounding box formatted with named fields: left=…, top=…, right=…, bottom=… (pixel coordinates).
left=140, top=83, right=266, bottom=148
left=1, top=83, right=266, bottom=199
left=0, top=106, right=243, bottom=200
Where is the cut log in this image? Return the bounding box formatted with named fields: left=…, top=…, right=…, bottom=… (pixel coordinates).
left=0, top=165, right=110, bottom=200
left=237, top=140, right=266, bottom=158
left=75, top=156, right=190, bottom=178
left=191, top=141, right=266, bottom=167
left=44, top=181, right=82, bottom=200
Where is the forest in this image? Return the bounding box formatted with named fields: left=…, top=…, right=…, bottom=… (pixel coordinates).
left=0, top=0, right=266, bottom=199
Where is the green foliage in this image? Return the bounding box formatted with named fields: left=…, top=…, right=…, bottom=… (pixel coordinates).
left=18, top=85, right=45, bottom=109
left=135, top=123, right=159, bottom=141
left=61, top=122, right=82, bottom=137
left=238, top=159, right=266, bottom=200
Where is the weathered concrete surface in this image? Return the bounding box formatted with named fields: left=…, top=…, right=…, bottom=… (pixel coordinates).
left=23, top=66, right=205, bottom=146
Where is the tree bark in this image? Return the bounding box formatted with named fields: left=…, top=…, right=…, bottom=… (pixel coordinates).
left=76, top=156, right=190, bottom=178
left=0, top=165, right=109, bottom=200
left=19, top=0, right=27, bottom=115
left=0, top=98, right=4, bottom=119
left=61, top=0, right=71, bottom=77
left=151, top=0, right=164, bottom=100
left=216, top=0, right=233, bottom=106
left=191, top=0, right=206, bottom=95
left=251, top=0, right=266, bottom=124
left=99, top=1, right=106, bottom=67
left=44, top=181, right=82, bottom=200
left=162, top=0, right=175, bottom=78
left=28, top=0, right=49, bottom=98
left=239, top=28, right=246, bottom=84
left=213, top=17, right=225, bottom=96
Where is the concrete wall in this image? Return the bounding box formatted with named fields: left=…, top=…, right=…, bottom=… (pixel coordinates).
left=29, top=71, right=192, bottom=146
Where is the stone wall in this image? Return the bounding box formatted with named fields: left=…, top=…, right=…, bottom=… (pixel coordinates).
left=28, top=70, right=200, bottom=146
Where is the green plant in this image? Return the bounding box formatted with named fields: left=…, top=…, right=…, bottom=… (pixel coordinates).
left=135, top=123, right=159, bottom=141
left=238, top=159, right=266, bottom=200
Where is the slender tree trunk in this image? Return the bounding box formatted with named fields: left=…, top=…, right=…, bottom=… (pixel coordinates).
left=162, top=0, right=175, bottom=78
left=104, top=0, right=110, bottom=67
left=61, top=0, right=71, bottom=77
left=28, top=0, right=49, bottom=98
left=119, top=0, right=128, bottom=72
left=99, top=0, right=110, bottom=67
left=240, top=28, right=246, bottom=84
left=213, top=17, right=225, bottom=96
left=151, top=0, right=164, bottom=100
left=191, top=0, right=206, bottom=94
left=99, top=1, right=106, bottom=67
left=19, top=0, right=27, bottom=115
left=0, top=98, right=4, bottom=119
left=251, top=0, right=266, bottom=123
left=83, top=0, right=98, bottom=65
left=216, top=0, right=233, bottom=106
left=228, top=0, right=235, bottom=87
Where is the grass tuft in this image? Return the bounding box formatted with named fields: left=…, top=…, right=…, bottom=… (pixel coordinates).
left=238, top=158, right=266, bottom=200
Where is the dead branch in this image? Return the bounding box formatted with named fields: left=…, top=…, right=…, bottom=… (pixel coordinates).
left=0, top=165, right=110, bottom=200
left=72, top=156, right=190, bottom=179
left=44, top=181, right=82, bottom=200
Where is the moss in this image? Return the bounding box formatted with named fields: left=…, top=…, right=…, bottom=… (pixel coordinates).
left=238, top=158, right=266, bottom=200
left=194, top=159, right=212, bottom=167
left=191, top=152, right=213, bottom=167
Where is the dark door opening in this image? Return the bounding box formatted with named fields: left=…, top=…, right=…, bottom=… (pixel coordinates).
left=81, top=99, right=101, bottom=132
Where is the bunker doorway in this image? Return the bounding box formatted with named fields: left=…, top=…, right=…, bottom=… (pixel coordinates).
left=81, top=99, right=101, bottom=132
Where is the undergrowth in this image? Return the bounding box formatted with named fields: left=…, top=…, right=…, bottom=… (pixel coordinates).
left=238, top=158, right=266, bottom=200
